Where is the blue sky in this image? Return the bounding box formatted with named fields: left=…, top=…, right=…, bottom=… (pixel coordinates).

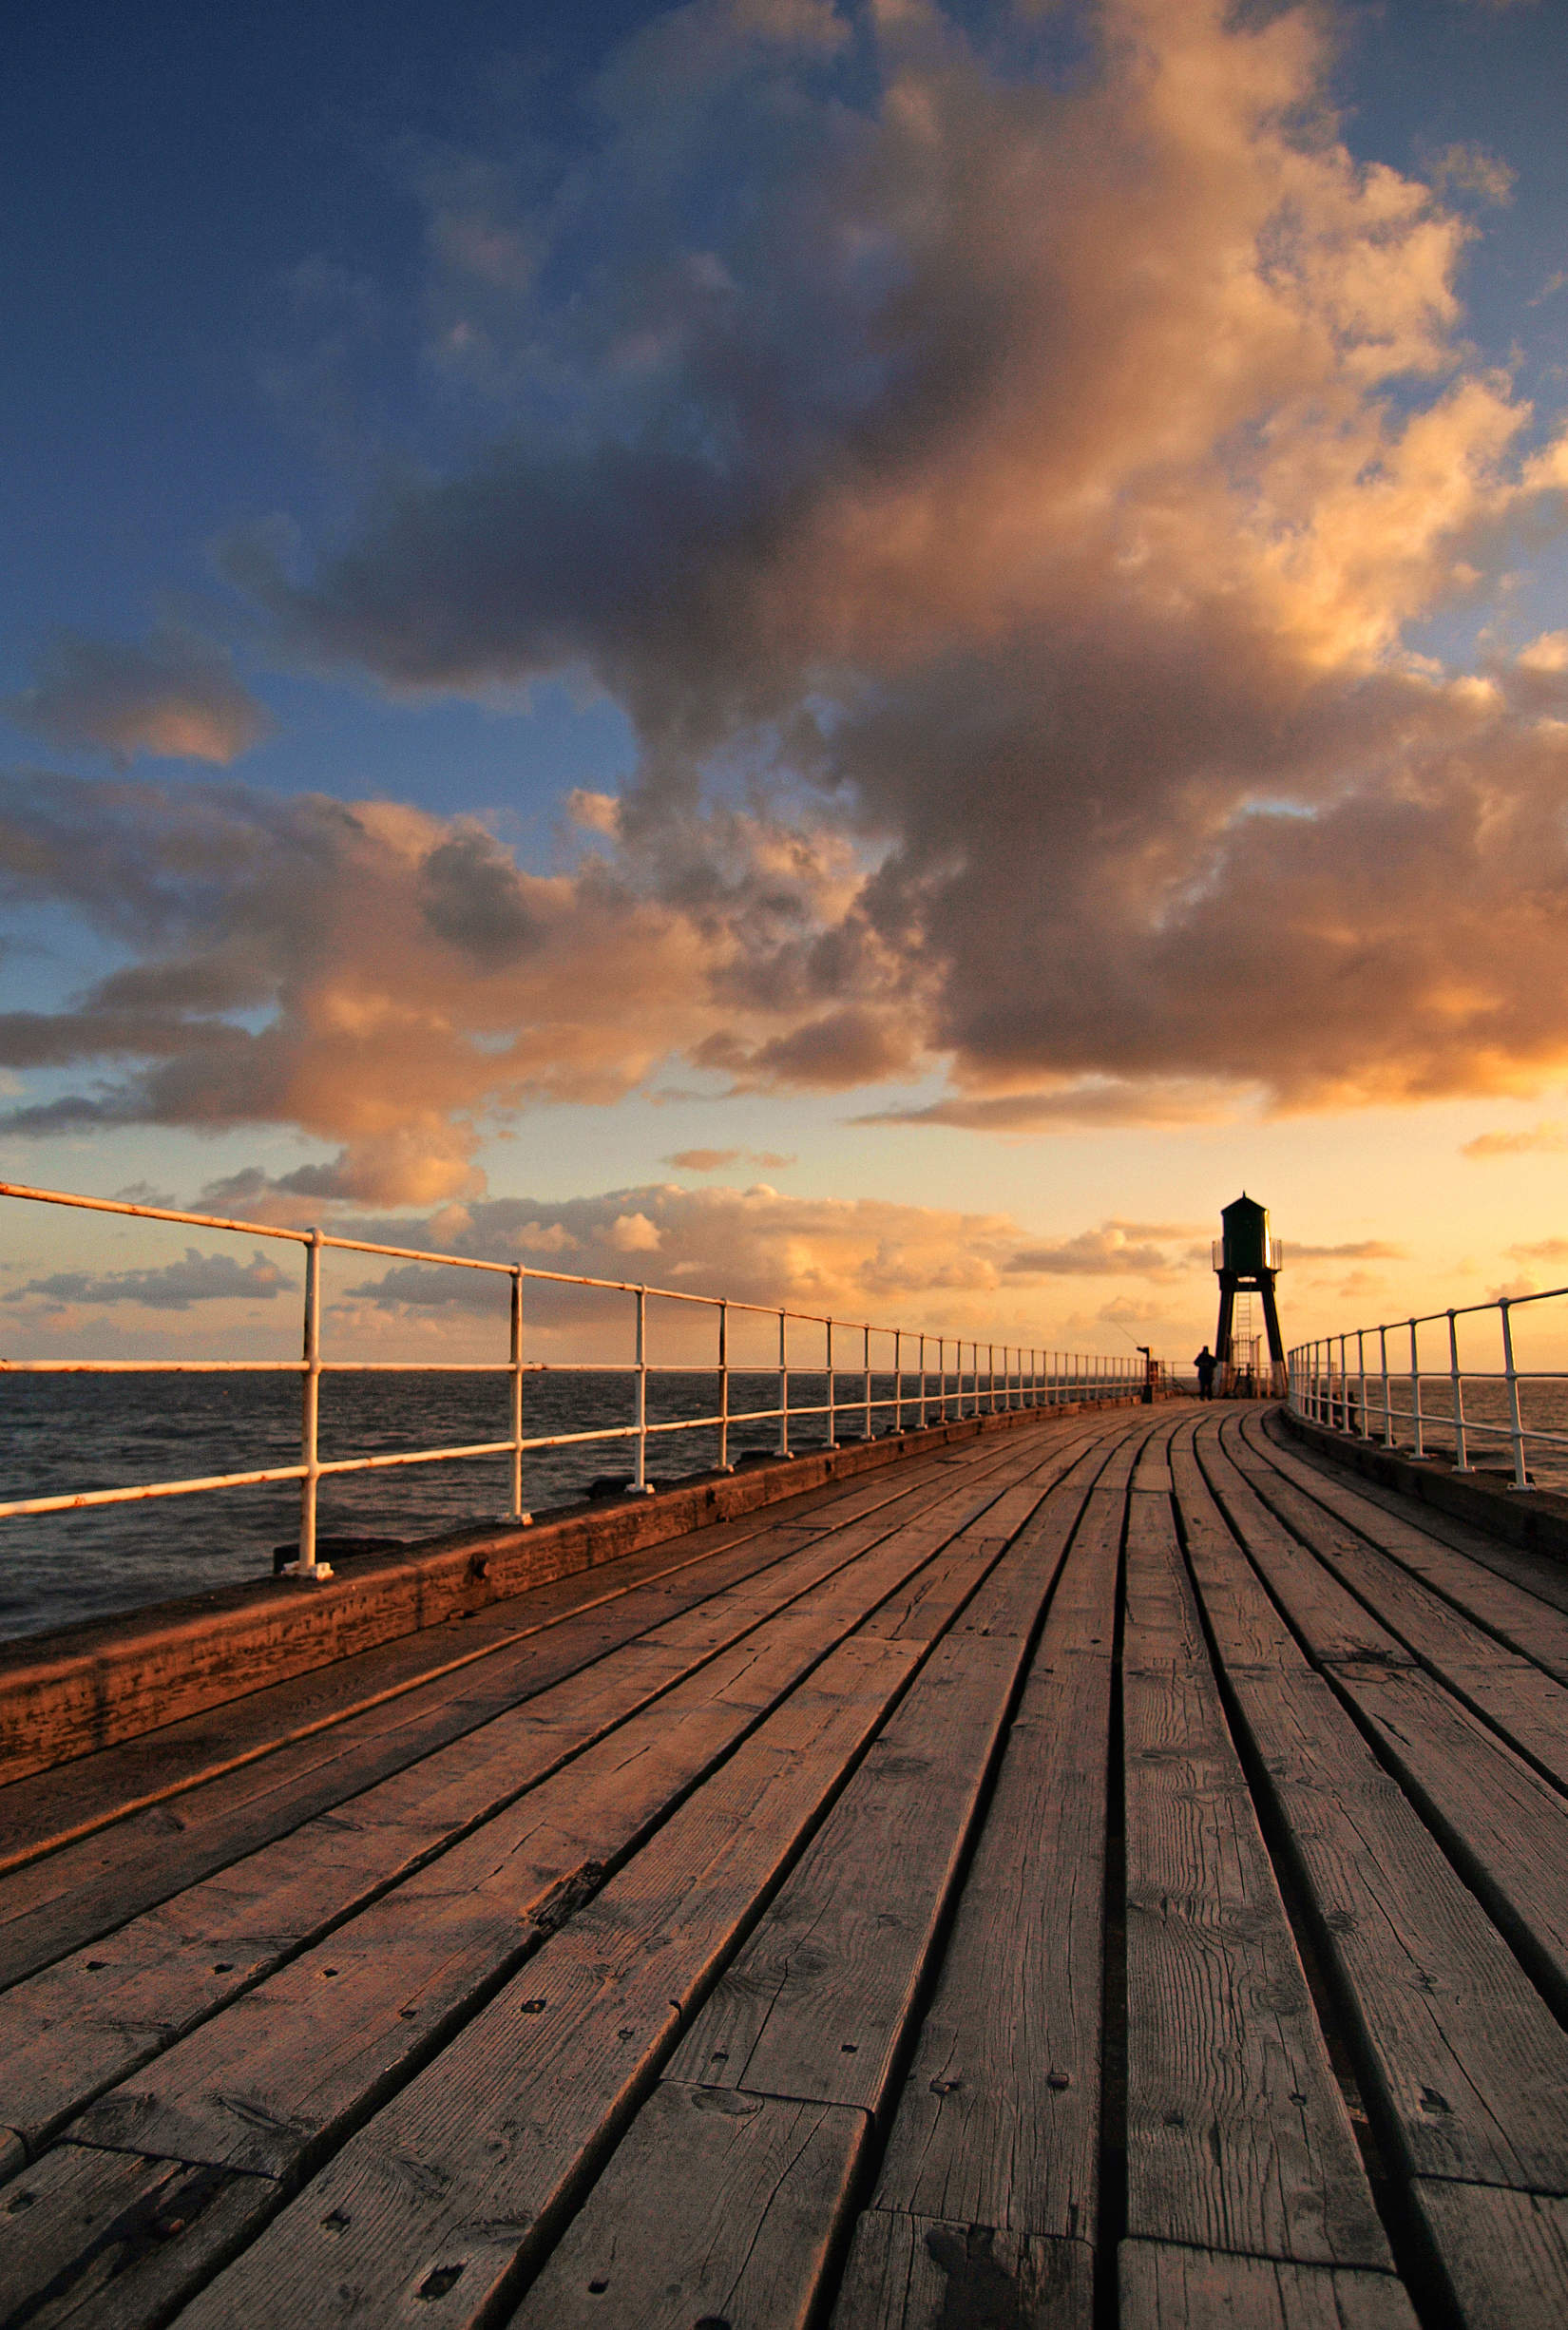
left=4, top=0, right=1568, bottom=1364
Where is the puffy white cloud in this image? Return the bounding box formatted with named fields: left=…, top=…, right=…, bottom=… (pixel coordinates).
left=609, top=1211, right=663, bottom=1251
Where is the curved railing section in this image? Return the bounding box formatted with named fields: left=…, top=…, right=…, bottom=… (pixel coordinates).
left=2, top=1179, right=1151, bottom=1579
left=1289, top=1287, right=1568, bottom=1493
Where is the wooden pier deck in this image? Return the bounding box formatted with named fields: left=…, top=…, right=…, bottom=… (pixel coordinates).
left=5, top=1403, right=1568, bottom=2328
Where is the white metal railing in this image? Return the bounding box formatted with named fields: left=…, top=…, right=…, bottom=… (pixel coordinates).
left=2, top=1180, right=1143, bottom=1580
left=1289, top=1287, right=1568, bottom=1492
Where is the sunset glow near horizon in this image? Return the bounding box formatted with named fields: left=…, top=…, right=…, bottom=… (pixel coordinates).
left=5, top=0, right=1568, bottom=1369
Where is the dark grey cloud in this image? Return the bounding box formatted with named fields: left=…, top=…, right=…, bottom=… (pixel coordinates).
left=8, top=623, right=274, bottom=767
left=7, top=1247, right=287, bottom=1311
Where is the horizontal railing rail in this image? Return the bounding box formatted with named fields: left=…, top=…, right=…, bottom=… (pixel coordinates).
left=1289, top=1285, right=1568, bottom=1493
left=3, top=1179, right=1148, bottom=1580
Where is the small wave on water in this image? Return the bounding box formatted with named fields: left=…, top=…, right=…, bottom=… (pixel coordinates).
left=1, top=1369, right=922, bottom=1641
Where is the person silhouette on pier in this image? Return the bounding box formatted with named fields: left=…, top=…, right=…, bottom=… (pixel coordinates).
left=1194, top=1346, right=1217, bottom=1400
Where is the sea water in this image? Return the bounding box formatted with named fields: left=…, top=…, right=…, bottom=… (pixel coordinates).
left=0, top=1368, right=934, bottom=1640
left=10, top=1372, right=1562, bottom=1645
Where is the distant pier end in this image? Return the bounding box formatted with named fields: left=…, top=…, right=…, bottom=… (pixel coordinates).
left=1213, top=1192, right=1287, bottom=1396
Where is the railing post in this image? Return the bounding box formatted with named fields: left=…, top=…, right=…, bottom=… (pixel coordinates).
left=632, top=1287, right=654, bottom=1493
left=864, top=1324, right=872, bottom=1440
left=894, top=1328, right=903, bottom=1435
left=1409, top=1318, right=1424, bottom=1458
left=939, top=1337, right=947, bottom=1422
left=293, top=1228, right=331, bottom=1580
left=1380, top=1326, right=1393, bottom=1446
left=1501, top=1298, right=1529, bottom=1491
left=1357, top=1329, right=1367, bottom=1439
left=509, top=1268, right=530, bottom=1523
left=718, top=1299, right=732, bottom=1473
left=826, top=1317, right=836, bottom=1448
left=1338, top=1334, right=1348, bottom=1430
left=919, top=1332, right=927, bottom=1428
left=1448, top=1309, right=1469, bottom=1472
left=988, top=1341, right=996, bottom=1414
left=778, top=1308, right=790, bottom=1457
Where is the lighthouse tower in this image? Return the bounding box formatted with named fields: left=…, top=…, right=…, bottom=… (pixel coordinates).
left=1214, top=1194, right=1286, bottom=1397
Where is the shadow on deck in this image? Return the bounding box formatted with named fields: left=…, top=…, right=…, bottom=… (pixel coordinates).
left=3, top=1402, right=1568, bottom=2327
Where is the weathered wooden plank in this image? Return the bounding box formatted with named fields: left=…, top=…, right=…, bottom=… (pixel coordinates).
left=1176, top=1437, right=1568, bottom=2194
left=1252, top=1408, right=1568, bottom=1640
left=1413, top=2178, right=1568, bottom=2330
left=1171, top=1430, right=1301, bottom=1669
left=169, top=1633, right=927, bottom=2330
left=60, top=1573, right=938, bottom=2176
left=0, top=1407, right=1151, bottom=2320
left=1192, top=1426, right=1411, bottom=1671
left=1119, top=2241, right=1418, bottom=2329
left=0, top=2142, right=271, bottom=2330
left=0, top=1506, right=895, bottom=1986
left=0, top=1427, right=1047, bottom=1967
left=0, top=1422, right=1071, bottom=2135
left=1122, top=1490, right=1390, bottom=2269
left=1034, top=1421, right=1153, bottom=1653
left=1328, top=1663, right=1568, bottom=2017
left=0, top=1483, right=1033, bottom=2154
left=954, top=1426, right=1137, bottom=1642
left=510, top=2081, right=868, bottom=2329
left=1220, top=1424, right=1568, bottom=1787
left=870, top=1659, right=1109, bottom=2240
left=855, top=1427, right=1109, bottom=1645
left=667, top=1632, right=1024, bottom=2110
left=665, top=1455, right=1118, bottom=2117
left=831, top=2211, right=1092, bottom=2329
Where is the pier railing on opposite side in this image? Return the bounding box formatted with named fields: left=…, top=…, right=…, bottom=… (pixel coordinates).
left=1289, top=1287, right=1568, bottom=1492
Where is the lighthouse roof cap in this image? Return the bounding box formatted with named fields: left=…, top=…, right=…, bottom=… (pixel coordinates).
left=1221, top=1193, right=1269, bottom=1222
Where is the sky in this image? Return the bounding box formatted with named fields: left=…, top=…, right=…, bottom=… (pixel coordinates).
left=4, top=0, right=1568, bottom=1372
